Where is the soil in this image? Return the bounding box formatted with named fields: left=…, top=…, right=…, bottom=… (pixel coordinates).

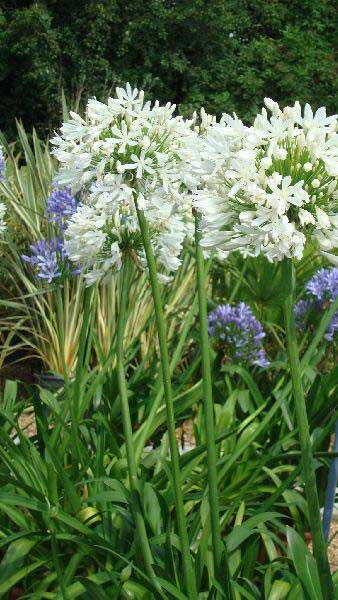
left=328, top=523, right=338, bottom=572
left=17, top=409, right=37, bottom=438
left=0, top=357, right=42, bottom=391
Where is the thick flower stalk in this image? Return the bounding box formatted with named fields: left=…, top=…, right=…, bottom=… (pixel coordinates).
left=282, top=260, right=335, bottom=598
left=209, top=302, right=269, bottom=368
left=51, top=83, right=194, bottom=286
left=194, top=212, right=231, bottom=590
left=135, top=203, right=198, bottom=598
left=192, top=99, right=338, bottom=264
left=115, top=256, right=158, bottom=585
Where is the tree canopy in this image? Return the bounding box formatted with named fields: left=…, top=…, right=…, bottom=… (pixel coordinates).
left=1, top=0, right=337, bottom=139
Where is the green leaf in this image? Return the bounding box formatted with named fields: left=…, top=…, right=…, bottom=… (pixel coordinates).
left=0, top=559, right=45, bottom=596
left=231, top=581, right=259, bottom=600
left=0, top=537, right=37, bottom=590
left=155, top=579, right=188, bottom=600
left=227, top=525, right=255, bottom=553
left=222, top=365, right=265, bottom=407
left=267, top=580, right=291, bottom=600
left=286, top=526, right=323, bottom=600
left=122, top=580, right=154, bottom=599
left=143, top=482, right=162, bottom=535
left=226, top=514, right=282, bottom=552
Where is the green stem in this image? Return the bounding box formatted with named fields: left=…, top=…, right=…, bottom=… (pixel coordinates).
left=116, top=255, right=158, bottom=586
left=282, top=258, right=334, bottom=599
left=302, top=295, right=338, bottom=368
left=135, top=204, right=198, bottom=599
left=134, top=296, right=198, bottom=467
left=194, top=212, right=230, bottom=586
left=55, top=285, right=82, bottom=469
left=55, top=286, right=69, bottom=384
left=73, top=284, right=92, bottom=418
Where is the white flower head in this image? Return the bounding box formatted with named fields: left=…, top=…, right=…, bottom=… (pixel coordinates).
left=52, top=85, right=196, bottom=284
left=190, top=100, right=338, bottom=263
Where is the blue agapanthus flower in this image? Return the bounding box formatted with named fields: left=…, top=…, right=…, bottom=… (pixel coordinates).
left=47, top=187, right=77, bottom=230
left=306, top=268, right=338, bottom=303
left=22, top=237, right=80, bottom=283
left=208, top=302, right=269, bottom=368
left=294, top=267, right=338, bottom=341
left=22, top=187, right=80, bottom=283
left=22, top=238, right=64, bottom=283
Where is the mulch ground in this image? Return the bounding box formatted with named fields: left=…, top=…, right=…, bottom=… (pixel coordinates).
left=328, top=523, right=338, bottom=573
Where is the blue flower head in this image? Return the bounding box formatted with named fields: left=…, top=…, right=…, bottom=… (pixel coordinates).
left=22, top=238, right=63, bottom=283
left=306, top=268, right=338, bottom=303
left=22, top=186, right=81, bottom=283
left=208, top=302, right=269, bottom=368
left=294, top=267, right=338, bottom=341
left=22, top=238, right=80, bottom=283
left=47, top=187, right=77, bottom=230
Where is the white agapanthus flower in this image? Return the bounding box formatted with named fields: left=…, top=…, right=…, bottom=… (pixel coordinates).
left=0, top=203, right=6, bottom=234
left=191, top=99, right=338, bottom=264
left=51, top=84, right=195, bottom=284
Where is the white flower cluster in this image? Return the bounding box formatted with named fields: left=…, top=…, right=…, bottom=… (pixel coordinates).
left=52, top=91, right=338, bottom=279
left=0, top=202, right=6, bottom=234
left=191, top=99, right=338, bottom=263
left=51, top=84, right=194, bottom=284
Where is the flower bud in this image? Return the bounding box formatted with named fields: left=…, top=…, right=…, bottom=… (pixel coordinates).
left=264, top=98, right=280, bottom=114
left=120, top=564, right=132, bottom=582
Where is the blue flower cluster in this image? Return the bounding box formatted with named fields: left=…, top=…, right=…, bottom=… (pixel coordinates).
left=208, top=302, right=269, bottom=368
left=47, top=187, right=77, bottom=231
left=22, top=238, right=64, bottom=283
left=306, top=268, right=338, bottom=302
left=294, top=267, right=338, bottom=341
left=22, top=187, right=78, bottom=283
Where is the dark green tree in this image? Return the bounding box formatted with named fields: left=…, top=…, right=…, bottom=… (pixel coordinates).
left=0, top=0, right=337, bottom=139
left=0, top=4, right=60, bottom=139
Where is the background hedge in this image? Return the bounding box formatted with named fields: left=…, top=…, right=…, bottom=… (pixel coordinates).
left=1, top=0, right=337, bottom=140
